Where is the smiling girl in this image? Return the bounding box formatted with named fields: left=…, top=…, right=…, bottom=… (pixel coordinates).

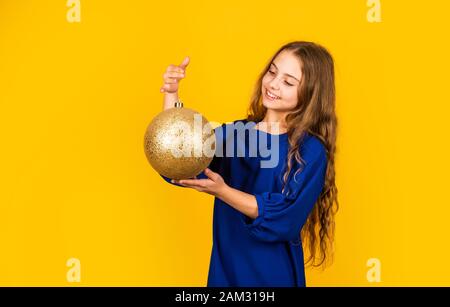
left=160, top=41, right=339, bottom=287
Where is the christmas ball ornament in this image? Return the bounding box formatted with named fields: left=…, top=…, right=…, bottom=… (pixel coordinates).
left=144, top=101, right=216, bottom=180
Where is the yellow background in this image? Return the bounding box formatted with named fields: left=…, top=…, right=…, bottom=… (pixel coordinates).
left=1, top=0, right=449, bottom=286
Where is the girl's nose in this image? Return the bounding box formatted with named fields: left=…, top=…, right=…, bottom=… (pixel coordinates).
left=268, top=78, right=280, bottom=90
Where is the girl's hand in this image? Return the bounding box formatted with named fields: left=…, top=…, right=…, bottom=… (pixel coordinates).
left=171, top=168, right=228, bottom=197
left=160, top=56, right=190, bottom=94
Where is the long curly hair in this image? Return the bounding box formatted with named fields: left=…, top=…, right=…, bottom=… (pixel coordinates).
left=246, top=41, right=339, bottom=268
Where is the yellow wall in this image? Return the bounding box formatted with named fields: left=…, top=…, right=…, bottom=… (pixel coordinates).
left=1, top=0, right=449, bottom=286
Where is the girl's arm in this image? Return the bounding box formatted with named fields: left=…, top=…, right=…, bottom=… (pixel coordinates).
left=174, top=168, right=259, bottom=220
left=216, top=186, right=258, bottom=220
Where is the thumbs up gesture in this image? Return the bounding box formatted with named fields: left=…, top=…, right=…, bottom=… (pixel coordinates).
left=160, top=56, right=190, bottom=94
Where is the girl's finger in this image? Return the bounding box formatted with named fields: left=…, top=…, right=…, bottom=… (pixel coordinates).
left=178, top=179, right=198, bottom=186
left=179, top=56, right=190, bottom=69
left=164, top=72, right=185, bottom=79
left=179, top=179, right=207, bottom=188
left=163, top=78, right=178, bottom=84
left=167, top=67, right=185, bottom=74
left=161, top=84, right=172, bottom=91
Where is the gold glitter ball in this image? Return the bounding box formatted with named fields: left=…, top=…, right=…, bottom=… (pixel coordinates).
left=144, top=105, right=216, bottom=180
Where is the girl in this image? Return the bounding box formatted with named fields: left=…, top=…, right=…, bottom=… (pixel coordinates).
left=159, top=41, right=339, bottom=287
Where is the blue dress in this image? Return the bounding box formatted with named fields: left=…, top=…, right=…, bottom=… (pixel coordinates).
left=162, top=119, right=328, bottom=287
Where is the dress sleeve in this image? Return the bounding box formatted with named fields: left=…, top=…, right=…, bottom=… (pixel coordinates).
left=242, top=146, right=328, bottom=243
left=160, top=123, right=226, bottom=187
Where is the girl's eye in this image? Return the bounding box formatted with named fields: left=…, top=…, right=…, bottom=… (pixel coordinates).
left=268, top=70, right=293, bottom=86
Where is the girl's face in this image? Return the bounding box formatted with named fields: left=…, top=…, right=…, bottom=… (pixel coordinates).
left=261, top=50, right=303, bottom=113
